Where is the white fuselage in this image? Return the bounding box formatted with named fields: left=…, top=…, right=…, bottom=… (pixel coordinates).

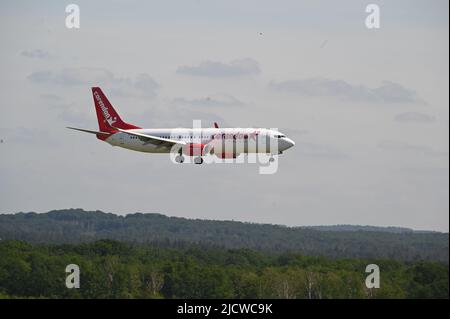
left=69, top=87, right=296, bottom=162
left=105, top=128, right=295, bottom=155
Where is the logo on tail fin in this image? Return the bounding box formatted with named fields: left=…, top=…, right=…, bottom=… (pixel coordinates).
left=94, top=91, right=117, bottom=125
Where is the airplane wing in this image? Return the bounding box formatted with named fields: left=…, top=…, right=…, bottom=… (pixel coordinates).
left=112, top=127, right=186, bottom=147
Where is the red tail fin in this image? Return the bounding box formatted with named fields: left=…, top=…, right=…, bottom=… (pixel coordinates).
left=92, top=87, right=140, bottom=132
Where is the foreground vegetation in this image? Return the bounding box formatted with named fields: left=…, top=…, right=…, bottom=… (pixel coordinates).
left=0, top=240, right=448, bottom=299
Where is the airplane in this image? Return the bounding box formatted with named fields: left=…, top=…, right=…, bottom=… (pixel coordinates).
left=67, top=87, right=295, bottom=164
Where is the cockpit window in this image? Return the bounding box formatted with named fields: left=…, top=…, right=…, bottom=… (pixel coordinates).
left=275, top=134, right=286, bottom=138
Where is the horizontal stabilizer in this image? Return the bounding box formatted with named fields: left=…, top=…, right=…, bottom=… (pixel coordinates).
left=67, top=127, right=111, bottom=136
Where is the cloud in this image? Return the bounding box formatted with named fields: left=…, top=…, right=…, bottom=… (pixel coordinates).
left=378, top=140, right=447, bottom=157
left=138, top=107, right=229, bottom=128
left=28, top=68, right=115, bottom=86
left=296, top=142, right=348, bottom=160
left=177, top=58, right=260, bottom=77
left=0, top=127, right=60, bottom=148
left=40, top=94, right=63, bottom=101
left=270, top=78, right=424, bottom=104
left=39, top=94, right=94, bottom=126
left=20, top=49, right=51, bottom=59
left=133, top=73, right=159, bottom=93
left=172, top=93, right=245, bottom=108
left=57, top=109, right=91, bottom=126
left=28, top=68, right=159, bottom=98
left=394, top=112, right=436, bottom=124
left=281, top=128, right=309, bottom=137
left=108, top=73, right=159, bottom=98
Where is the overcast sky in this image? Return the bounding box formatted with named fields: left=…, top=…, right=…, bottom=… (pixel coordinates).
left=0, top=0, right=448, bottom=231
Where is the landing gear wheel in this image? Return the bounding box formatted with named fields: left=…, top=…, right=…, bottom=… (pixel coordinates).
left=175, top=155, right=185, bottom=163
left=194, top=156, right=203, bottom=164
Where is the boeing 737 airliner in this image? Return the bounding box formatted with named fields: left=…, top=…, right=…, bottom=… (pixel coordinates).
left=68, top=87, right=295, bottom=164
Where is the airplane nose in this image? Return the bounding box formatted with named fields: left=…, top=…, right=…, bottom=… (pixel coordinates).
left=278, top=137, right=295, bottom=151
left=285, top=137, right=295, bottom=149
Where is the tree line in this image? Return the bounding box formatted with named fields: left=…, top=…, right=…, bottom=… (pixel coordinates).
left=0, top=209, right=448, bottom=262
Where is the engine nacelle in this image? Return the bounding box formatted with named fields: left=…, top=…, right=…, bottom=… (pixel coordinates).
left=216, top=152, right=238, bottom=159
left=182, top=143, right=206, bottom=156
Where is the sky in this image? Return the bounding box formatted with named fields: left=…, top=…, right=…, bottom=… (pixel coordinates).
left=0, top=0, right=448, bottom=231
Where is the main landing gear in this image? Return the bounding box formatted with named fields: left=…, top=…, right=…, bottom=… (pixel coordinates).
left=175, top=154, right=184, bottom=163
left=175, top=153, right=203, bottom=164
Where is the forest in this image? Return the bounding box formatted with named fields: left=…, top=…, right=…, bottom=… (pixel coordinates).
left=0, top=209, right=448, bottom=299
left=0, top=239, right=448, bottom=299
left=0, top=209, right=448, bottom=262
